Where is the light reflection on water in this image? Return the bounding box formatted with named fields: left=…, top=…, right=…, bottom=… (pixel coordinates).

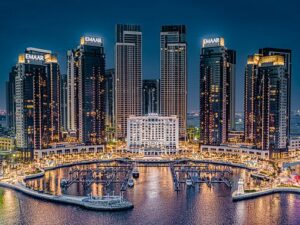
left=0, top=164, right=300, bottom=225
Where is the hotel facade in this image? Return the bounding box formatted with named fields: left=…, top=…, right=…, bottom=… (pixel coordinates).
left=127, top=114, right=179, bottom=155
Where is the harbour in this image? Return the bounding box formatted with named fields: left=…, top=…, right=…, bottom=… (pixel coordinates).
left=1, top=164, right=300, bottom=225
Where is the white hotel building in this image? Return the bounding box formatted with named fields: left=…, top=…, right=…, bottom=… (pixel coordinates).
left=127, top=114, right=179, bottom=155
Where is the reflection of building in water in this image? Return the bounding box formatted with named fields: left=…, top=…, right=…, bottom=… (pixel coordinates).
left=127, top=113, right=178, bottom=155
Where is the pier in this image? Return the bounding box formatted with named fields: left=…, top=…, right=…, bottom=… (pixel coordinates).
left=60, top=163, right=134, bottom=191
left=170, top=163, right=233, bottom=191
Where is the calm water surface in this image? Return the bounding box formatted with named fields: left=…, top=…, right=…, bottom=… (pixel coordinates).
left=1, top=164, right=300, bottom=225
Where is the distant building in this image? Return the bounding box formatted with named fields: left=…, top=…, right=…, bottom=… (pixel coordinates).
left=67, top=36, right=106, bottom=144
left=142, top=79, right=160, bottom=115
left=160, top=25, right=187, bottom=139
left=127, top=114, right=179, bottom=155
left=115, top=24, right=142, bottom=139
left=244, top=53, right=290, bottom=156
left=15, top=48, right=61, bottom=157
left=199, top=37, right=236, bottom=145
left=228, top=130, right=244, bottom=143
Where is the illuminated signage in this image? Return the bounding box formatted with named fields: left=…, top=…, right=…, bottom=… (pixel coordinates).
left=81, top=36, right=103, bottom=46
left=202, top=37, right=224, bottom=48
left=25, top=53, right=44, bottom=61
left=85, top=36, right=102, bottom=43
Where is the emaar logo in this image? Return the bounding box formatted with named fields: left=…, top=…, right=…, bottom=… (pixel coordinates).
left=202, top=37, right=224, bottom=47
left=84, top=36, right=102, bottom=43
left=25, top=53, right=44, bottom=61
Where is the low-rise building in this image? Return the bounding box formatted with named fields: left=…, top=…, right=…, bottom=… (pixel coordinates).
left=288, top=137, right=300, bottom=156
left=200, top=144, right=269, bottom=159
left=34, top=144, right=105, bottom=159
left=127, top=114, right=179, bottom=155
left=0, top=136, right=15, bottom=151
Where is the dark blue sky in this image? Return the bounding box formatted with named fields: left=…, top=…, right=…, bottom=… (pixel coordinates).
left=0, top=0, right=299, bottom=112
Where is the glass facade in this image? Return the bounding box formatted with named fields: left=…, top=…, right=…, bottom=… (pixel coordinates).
left=160, top=25, right=187, bottom=139
left=199, top=39, right=236, bottom=145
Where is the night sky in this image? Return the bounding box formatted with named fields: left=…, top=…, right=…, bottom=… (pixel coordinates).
left=0, top=0, right=299, bottom=112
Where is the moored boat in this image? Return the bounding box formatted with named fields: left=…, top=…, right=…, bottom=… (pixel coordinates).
left=128, top=178, right=134, bottom=187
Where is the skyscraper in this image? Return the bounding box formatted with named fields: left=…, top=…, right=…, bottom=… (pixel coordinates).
left=199, top=37, right=236, bottom=145
left=45, top=53, right=61, bottom=143
left=160, top=25, right=187, bottom=139
left=244, top=53, right=290, bottom=156
left=60, top=73, right=68, bottom=132
left=67, top=49, right=78, bottom=135
left=6, top=66, right=16, bottom=131
left=67, top=36, right=106, bottom=144
left=259, top=48, right=292, bottom=144
left=15, top=48, right=60, bottom=157
left=142, top=79, right=160, bottom=115
left=105, top=69, right=115, bottom=129
left=115, top=24, right=142, bottom=139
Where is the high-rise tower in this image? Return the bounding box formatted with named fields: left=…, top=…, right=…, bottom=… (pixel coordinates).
left=199, top=37, right=236, bottom=145
left=15, top=48, right=60, bottom=157
left=244, top=53, right=290, bottom=156
left=67, top=36, right=106, bottom=144
left=160, top=25, right=187, bottom=139
left=115, top=24, right=142, bottom=139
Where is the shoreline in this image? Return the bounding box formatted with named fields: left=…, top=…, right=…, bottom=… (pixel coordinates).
left=0, top=157, right=287, bottom=208
left=232, top=187, right=300, bottom=201
left=0, top=181, right=133, bottom=211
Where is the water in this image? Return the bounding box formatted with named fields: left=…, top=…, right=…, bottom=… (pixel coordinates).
left=1, top=164, right=300, bottom=225
left=187, top=113, right=300, bottom=136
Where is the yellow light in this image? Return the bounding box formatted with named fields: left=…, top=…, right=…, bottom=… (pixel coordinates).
left=18, top=54, right=25, bottom=63
left=45, top=54, right=58, bottom=63
left=247, top=54, right=260, bottom=65
left=259, top=55, right=285, bottom=66
left=80, top=37, right=85, bottom=45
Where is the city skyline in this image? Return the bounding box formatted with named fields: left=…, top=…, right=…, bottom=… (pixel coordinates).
left=1, top=0, right=300, bottom=112
left=2, top=2, right=300, bottom=224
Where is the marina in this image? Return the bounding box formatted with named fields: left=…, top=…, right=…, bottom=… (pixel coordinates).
left=1, top=164, right=300, bottom=225
left=170, top=162, right=233, bottom=190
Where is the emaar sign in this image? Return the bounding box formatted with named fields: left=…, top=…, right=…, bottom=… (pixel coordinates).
left=84, top=36, right=102, bottom=43
left=25, top=53, right=44, bottom=61
left=81, top=36, right=103, bottom=46
left=202, top=37, right=224, bottom=48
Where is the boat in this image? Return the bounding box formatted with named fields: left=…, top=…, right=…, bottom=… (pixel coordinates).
left=132, top=168, right=139, bottom=178
left=128, top=178, right=134, bottom=187
left=60, top=178, right=68, bottom=187
left=82, top=193, right=134, bottom=210
left=250, top=173, right=270, bottom=181
left=186, top=178, right=193, bottom=186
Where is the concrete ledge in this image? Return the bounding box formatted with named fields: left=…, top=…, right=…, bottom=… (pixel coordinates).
left=0, top=181, right=133, bottom=211
left=191, top=159, right=255, bottom=170
left=232, top=187, right=300, bottom=201
left=43, top=159, right=114, bottom=172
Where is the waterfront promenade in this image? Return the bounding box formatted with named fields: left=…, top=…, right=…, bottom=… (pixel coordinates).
left=232, top=187, right=300, bottom=201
